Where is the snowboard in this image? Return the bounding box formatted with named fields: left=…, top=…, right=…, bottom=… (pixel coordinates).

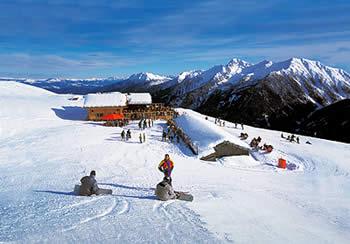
left=74, top=185, right=112, bottom=196
left=175, top=191, right=194, bottom=202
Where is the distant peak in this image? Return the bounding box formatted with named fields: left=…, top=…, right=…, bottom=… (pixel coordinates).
left=227, top=58, right=250, bottom=66
left=128, top=72, right=170, bottom=81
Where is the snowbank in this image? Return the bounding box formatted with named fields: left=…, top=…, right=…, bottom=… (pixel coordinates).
left=174, top=109, right=248, bottom=155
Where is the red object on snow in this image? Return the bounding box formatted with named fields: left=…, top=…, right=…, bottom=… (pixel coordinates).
left=278, top=158, right=287, bottom=169
left=101, top=113, right=124, bottom=120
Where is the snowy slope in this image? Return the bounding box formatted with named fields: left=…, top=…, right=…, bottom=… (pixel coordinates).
left=1, top=81, right=350, bottom=243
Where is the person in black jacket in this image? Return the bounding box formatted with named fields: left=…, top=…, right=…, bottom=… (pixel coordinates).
left=79, top=170, right=99, bottom=196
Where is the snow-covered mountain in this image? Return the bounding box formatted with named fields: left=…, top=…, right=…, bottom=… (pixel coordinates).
left=0, top=77, right=124, bottom=94
left=168, top=57, right=350, bottom=107
left=102, top=72, right=172, bottom=93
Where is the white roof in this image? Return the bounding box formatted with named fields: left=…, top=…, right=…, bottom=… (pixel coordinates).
left=127, top=93, right=152, bottom=105
left=83, top=92, right=127, bottom=107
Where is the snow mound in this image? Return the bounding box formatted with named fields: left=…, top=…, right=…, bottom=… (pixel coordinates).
left=174, top=109, right=248, bottom=155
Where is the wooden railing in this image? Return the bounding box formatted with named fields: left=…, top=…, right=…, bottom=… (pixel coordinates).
left=167, top=119, right=199, bottom=155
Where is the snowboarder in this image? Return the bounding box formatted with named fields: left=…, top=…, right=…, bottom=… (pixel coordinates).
left=155, top=177, right=176, bottom=201
left=78, top=170, right=112, bottom=196
left=79, top=171, right=98, bottom=196
left=121, top=130, right=125, bottom=141
left=158, top=154, right=174, bottom=186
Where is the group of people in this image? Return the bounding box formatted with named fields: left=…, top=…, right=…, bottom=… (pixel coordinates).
left=239, top=132, right=249, bottom=140
left=138, top=119, right=154, bottom=130
left=281, top=133, right=300, bottom=143
left=250, top=136, right=262, bottom=148
left=249, top=136, right=274, bottom=152
left=214, top=118, right=225, bottom=127
left=121, top=129, right=132, bottom=141
left=79, top=154, right=177, bottom=201
left=162, top=127, right=180, bottom=143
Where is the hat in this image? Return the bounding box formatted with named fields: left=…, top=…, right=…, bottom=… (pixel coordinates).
left=90, top=170, right=96, bottom=176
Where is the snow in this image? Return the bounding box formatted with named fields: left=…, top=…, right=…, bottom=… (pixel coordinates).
left=1, top=81, right=350, bottom=243
left=127, top=72, right=171, bottom=86
left=83, top=92, right=127, bottom=107
left=172, top=57, right=350, bottom=106
left=126, top=93, right=152, bottom=105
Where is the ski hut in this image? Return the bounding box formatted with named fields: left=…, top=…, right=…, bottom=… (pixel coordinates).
left=83, top=92, right=127, bottom=121
left=83, top=92, right=175, bottom=121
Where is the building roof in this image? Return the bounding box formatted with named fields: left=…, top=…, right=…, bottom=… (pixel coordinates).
left=127, top=93, right=152, bottom=105
left=83, top=92, right=127, bottom=107
left=83, top=92, right=153, bottom=107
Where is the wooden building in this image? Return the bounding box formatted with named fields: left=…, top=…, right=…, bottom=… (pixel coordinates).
left=83, top=92, right=175, bottom=122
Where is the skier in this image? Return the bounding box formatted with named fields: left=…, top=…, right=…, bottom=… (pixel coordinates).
left=155, top=177, right=176, bottom=201
left=296, top=137, right=300, bottom=144
left=241, top=123, right=244, bottom=130
left=235, top=122, right=237, bottom=128
left=143, top=120, right=147, bottom=129
left=158, top=154, right=174, bottom=186
left=148, top=119, right=151, bottom=127
left=121, top=130, right=125, bottom=141
left=79, top=170, right=99, bottom=196
left=143, top=132, right=146, bottom=143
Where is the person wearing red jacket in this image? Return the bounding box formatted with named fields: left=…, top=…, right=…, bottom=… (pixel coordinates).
left=158, top=154, right=174, bottom=186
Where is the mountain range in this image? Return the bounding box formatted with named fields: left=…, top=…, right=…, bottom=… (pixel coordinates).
left=2, top=57, right=350, bottom=142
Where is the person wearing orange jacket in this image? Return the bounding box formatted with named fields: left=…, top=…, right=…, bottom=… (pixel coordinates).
left=158, top=154, right=174, bottom=186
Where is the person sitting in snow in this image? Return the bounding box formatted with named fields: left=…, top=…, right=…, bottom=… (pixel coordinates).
left=79, top=170, right=99, bottom=196
left=158, top=154, right=174, bottom=186
left=155, top=177, right=177, bottom=201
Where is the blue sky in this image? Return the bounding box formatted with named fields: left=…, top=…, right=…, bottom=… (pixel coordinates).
left=0, top=0, right=349, bottom=78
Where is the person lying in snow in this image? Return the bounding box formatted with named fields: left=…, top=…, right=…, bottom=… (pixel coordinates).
left=155, top=177, right=176, bottom=201
left=158, top=154, right=174, bottom=186
left=79, top=170, right=99, bottom=196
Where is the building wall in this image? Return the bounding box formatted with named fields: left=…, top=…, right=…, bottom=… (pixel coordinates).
left=86, top=104, right=175, bottom=121
left=87, top=107, right=125, bottom=121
